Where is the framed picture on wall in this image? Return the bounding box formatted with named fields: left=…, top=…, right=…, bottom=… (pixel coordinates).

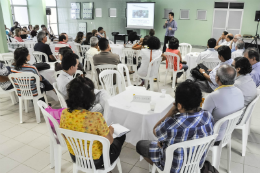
left=71, top=2, right=81, bottom=19
left=79, top=23, right=87, bottom=35
left=82, top=2, right=94, bottom=19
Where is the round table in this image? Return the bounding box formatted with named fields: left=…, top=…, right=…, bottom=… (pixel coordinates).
left=183, top=52, right=200, bottom=78
left=104, top=89, right=174, bottom=146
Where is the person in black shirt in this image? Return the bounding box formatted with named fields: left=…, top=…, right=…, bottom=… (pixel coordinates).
left=10, top=21, right=20, bottom=33
left=34, top=31, right=56, bottom=62
left=31, top=25, right=39, bottom=38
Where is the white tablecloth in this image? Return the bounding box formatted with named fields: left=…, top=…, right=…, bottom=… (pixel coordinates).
left=110, top=44, right=124, bottom=58
left=104, top=89, right=174, bottom=146
left=39, top=62, right=58, bottom=101
left=184, top=52, right=200, bottom=78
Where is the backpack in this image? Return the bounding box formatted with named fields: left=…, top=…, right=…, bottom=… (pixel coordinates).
left=200, top=160, right=219, bottom=173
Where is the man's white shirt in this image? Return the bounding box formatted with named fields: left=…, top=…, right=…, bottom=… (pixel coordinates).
left=220, top=40, right=231, bottom=46
left=196, top=48, right=219, bottom=64
left=231, top=49, right=244, bottom=59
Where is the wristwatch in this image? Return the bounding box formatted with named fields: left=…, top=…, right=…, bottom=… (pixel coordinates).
left=202, top=72, right=205, bottom=74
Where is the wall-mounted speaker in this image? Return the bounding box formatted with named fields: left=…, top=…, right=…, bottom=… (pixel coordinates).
left=255, top=11, right=260, bottom=21
left=46, top=8, right=51, bottom=15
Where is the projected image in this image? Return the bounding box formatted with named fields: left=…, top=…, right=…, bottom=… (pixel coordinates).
left=132, top=10, right=149, bottom=18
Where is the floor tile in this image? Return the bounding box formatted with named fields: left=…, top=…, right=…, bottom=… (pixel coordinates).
left=129, top=166, right=149, bottom=173
left=120, top=147, right=140, bottom=165
left=233, top=129, right=260, bottom=144
left=8, top=164, right=38, bottom=173
left=5, top=114, right=32, bottom=124
left=43, top=145, right=67, bottom=154
left=218, top=159, right=243, bottom=173
left=232, top=138, right=260, bottom=155
left=0, top=139, right=24, bottom=156
left=0, top=112, right=18, bottom=120
left=125, top=143, right=136, bottom=149
left=112, top=161, right=134, bottom=173
left=40, top=159, right=73, bottom=173
left=244, top=165, right=259, bottom=173
left=249, top=125, right=260, bottom=135
left=135, top=158, right=149, bottom=170
left=0, top=157, right=20, bottom=173
left=23, top=151, right=50, bottom=171
left=8, top=145, right=40, bottom=163
left=31, top=123, right=48, bottom=134
left=1, top=125, right=28, bottom=138
left=13, top=130, right=42, bottom=144
left=0, top=134, right=10, bottom=144
left=28, top=135, right=50, bottom=150
left=17, top=118, right=40, bottom=129
left=244, top=152, right=260, bottom=168
left=0, top=121, right=15, bottom=132
left=62, top=151, right=73, bottom=163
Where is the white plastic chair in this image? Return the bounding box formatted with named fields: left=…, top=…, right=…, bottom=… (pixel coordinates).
left=137, top=57, right=162, bottom=91
left=1, top=53, right=14, bottom=66
left=151, top=134, right=218, bottom=173
left=53, top=82, right=67, bottom=108
left=117, top=64, right=145, bottom=91
left=87, top=54, right=98, bottom=88
left=59, top=128, right=123, bottom=173
left=210, top=107, right=246, bottom=172
left=81, top=45, right=91, bottom=71
left=0, top=87, right=17, bottom=111
left=72, top=70, right=83, bottom=78
left=95, top=64, right=117, bottom=89
left=54, top=44, right=67, bottom=53
left=10, top=37, right=19, bottom=43
left=199, top=58, right=221, bottom=70
left=6, top=35, right=10, bottom=43
left=99, top=70, right=123, bottom=96
left=33, top=36, right=37, bottom=42
left=8, top=73, right=48, bottom=123
left=37, top=101, right=67, bottom=173
left=235, top=93, right=260, bottom=156
left=23, top=42, right=36, bottom=49
left=32, top=51, right=49, bottom=63
left=109, top=40, right=114, bottom=45
left=163, top=52, right=186, bottom=88
left=123, top=49, right=140, bottom=81
left=179, top=43, right=192, bottom=57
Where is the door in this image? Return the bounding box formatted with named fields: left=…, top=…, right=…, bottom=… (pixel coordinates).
left=212, top=9, right=228, bottom=40
left=226, top=9, right=244, bottom=36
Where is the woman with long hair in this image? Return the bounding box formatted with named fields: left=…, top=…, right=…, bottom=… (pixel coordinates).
left=74, top=31, right=84, bottom=44
left=14, top=28, right=24, bottom=42
left=31, top=25, right=39, bottom=38
left=82, top=32, right=92, bottom=45
left=20, top=26, right=30, bottom=39
left=92, top=29, right=98, bottom=37
left=132, top=35, right=150, bottom=50
left=28, top=24, right=33, bottom=32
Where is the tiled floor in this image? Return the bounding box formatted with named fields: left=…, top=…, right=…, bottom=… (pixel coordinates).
left=1, top=47, right=260, bottom=173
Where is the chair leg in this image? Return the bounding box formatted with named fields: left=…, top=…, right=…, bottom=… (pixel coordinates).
left=116, top=158, right=123, bottom=173
left=164, top=70, right=168, bottom=85
left=43, top=94, right=48, bottom=104
left=54, top=146, right=62, bottom=173
left=133, top=66, right=137, bottom=82
left=50, top=142, right=55, bottom=169
left=150, top=80, right=154, bottom=91
left=151, top=164, right=157, bottom=173
left=172, top=72, right=177, bottom=89
left=73, top=163, right=78, bottom=173
left=227, top=141, right=231, bottom=173
left=19, top=98, right=23, bottom=124
left=24, top=100, right=28, bottom=113
left=211, top=145, right=222, bottom=170
left=157, top=78, right=160, bottom=92
left=10, top=92, right=16, bottom=105
left=33, top=98, right=41, bottom=123
left=242, top=125, right=248, bottom=156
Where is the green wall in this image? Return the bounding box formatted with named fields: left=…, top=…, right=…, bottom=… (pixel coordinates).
left=27, top=0, right=47, bottom=26
left=0, top=0, right=12, bottom=27
left=153, top=0, right=260, bottom=46
left=0, top=2, right=8, bottom=53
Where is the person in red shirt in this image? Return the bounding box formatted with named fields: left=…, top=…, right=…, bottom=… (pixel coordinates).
left=55, top=33, right=72, bottom=52
left=14, top=28, right=24, bottom=42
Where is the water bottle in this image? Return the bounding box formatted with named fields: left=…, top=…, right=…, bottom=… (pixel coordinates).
left=28, top=35, right=31, bottom=39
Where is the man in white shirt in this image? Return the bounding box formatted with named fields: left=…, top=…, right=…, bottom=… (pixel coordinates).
left=215, top=33, right=233, bottom=49
left=230, top=34, right=242, bottom=52
left=231, top=40, right=245, bottom=59
left=86, top=36, right=100, bottom=56
left=216, top=31, right=228, bottom=46
left=196, top=38, right=218, bottom=64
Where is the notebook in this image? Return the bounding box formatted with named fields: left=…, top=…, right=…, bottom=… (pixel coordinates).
left=111, top=124, right=130, bottom=138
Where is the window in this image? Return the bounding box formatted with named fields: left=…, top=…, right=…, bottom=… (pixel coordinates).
left=180, top=9, right=189, bottom=20
left=45, top=0, right=58, bottom=35
left=197, top=10, right=207, bottom=20
left=163, top=9, right=173, bottom=19
left=10, top=0, right=29, bottom=26
left=214, top=2, right=244, bottom=9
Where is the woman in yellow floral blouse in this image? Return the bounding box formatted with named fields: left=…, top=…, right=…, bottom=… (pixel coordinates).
left=60, top=76, right=126, bottom=169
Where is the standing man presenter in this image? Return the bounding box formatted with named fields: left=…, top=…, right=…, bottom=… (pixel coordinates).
left=163, top=12, right=178, bottom=52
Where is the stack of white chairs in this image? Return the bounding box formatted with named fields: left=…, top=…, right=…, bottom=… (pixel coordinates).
left=163, top=52, right=186, bottom=88
left=32, top=51, right=49, bottom=63
left=123, top=49, right=140, bottom=81
left=8, top=73, right=48, bottom=123
left=179, top=43, right=192, bottom=57
left=80, top=45, right=91, bottom=71
left=87, top=53, right=98, bottom=88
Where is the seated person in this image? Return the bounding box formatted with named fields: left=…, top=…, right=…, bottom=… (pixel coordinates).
left=74, top=31, right=84, bottom=44
left=11, top=21, right=20, bottom=33
left=231, top=40, right=245, bottom=59
left=31, top=25, right=39, bottom=38
left=86, top=37, right=100, bottom=56
left=232, top=57, right=257, bottom=106
left=0, top=62, right=13, bottom=91
left=149, top=29, right=155, bottom=37
left=55, top=48, right=83, bottom=72
left=11, top=47, right=54, bottom=97
left=216, top=31, right=228, bottom=46
left=5, top=25, right=12, bottom=38
left=92, top=29, right=98, bottom=37
left=34, top=31, right=56, bottom=62
left=203, top=64, right=244, bottom=142
left=196, top=38, right=218, bottom=63
left=81, top=32, right=92, bottom=45
left=55, top=33, right=71, bottom=52
left=136, top=81, right=214, bottom=173
left=132, top=35, right=150, bottom=50
left=243, top=47, right=260, bottom=87
left=96, top=27, right=106, bottom=40
left=14, top=28, right=24, bottom=42
left=20, top=26, right=29, bottom=39
left=162, top=37, right=188, bottom=81
left=215, top=33, right=233, bottom=49
left=230, top=34, right=242, bottom=52
left=189, top=46, right=233, bottom=93
left=127, top=31, right=139, bottom=44
left=60, top=76, right=125, bottom=169
left=57, top=52, right=109, bottom=113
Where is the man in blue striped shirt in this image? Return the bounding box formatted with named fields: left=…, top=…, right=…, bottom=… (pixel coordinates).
left=163, top=12, right=178, bottom=52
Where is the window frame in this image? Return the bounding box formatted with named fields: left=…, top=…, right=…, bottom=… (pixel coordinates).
left=10, top=0, right=30, bottom=26
left=46, top=0, right=59, bottom=35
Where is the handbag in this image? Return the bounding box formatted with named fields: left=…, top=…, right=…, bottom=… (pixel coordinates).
left=34, top=63, right=50, bottom=71
left=190, top=63, right=209, bottom=81
left=200, top=160, right=219, bottom=173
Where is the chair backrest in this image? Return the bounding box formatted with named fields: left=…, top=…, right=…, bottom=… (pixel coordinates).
left=53, top=82, right=67, bottom=108
left=1, top=53, right=14, bottom=66
left=213, top=107, right=246, bottom=146
left=123, top=49, right=140, bottom=66
left=179, top=43, right=192, bottom=57
left=58, top=128, right=112, bottom=172
left=8, top=72, right=42, bottom=99
left=237, top=92, right=260, bottom=125
left=37, top=101, right=67, bottom=147
left=95, top=64, right=117, bottom=73
left=133, top=40, right=139, bottom=44
left=201, top=58, right=220, bottom=70
left=32, top=51, right=49, bottom=63
left=146, top=56, right=162, bottom=78
left=80, top=45, right=91, bottom=58
left=72, top=70, right=83, bottom=78
left=109, top=40, right=114, bottom=45
left=6, top=35, right=10, bottom=43
left=163, top=52, right=182, bottom=71
left=54, top=44, right=67, bottom=52
left=54, top=70, right=62, bottom=80
left=23, top=42, right=36, bottom=49
left=10, top=37, right=19, bottom=43
left=163, top=134, right=218, bottom=173
left=32, top=36, right=37, bottom=42
left=99, top=70, right=123, bottom=96
left=117, top=64, right=131, bottom=88
left=73, top=42, right=82, bottom=58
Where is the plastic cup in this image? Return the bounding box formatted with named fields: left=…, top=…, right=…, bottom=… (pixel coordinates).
left=161, top=89, right=166, bottom=98
left=150, top=101, right=156, bottom=111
